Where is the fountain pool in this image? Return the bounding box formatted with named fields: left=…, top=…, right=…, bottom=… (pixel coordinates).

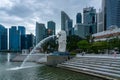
left=0, top=53, right=103, bottom=80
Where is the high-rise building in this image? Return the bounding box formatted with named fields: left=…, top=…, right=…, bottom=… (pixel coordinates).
left=26, top=34, right=33, bottom=49
left=97, top=10, right=104, bottom=32
left=47, top=21, right=56, bottom=36
left=74, top=24, right=89, bottom=38
left=0, top=24, right=7, bottom=50
left=83, top=7, right=97, bottom=34
left=61, top=11, right=73, bottom=36
left=18, top=26, right=26, bottom=35
left=36, top=22, right=46, bottom=44
left=76, top=13, right=82, bottom=24
left=102, top=0, right=120, bottom=29
left=18, top=26, right=26, bottom=50
left=65, top=19, right=73, bottom=36
left=9, top=26, right=20, bottom=51
left=61, top=11, right=70, bottom=31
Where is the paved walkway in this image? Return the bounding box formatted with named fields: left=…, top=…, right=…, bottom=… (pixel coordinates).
left=76, top=54, right=120, bottom=59
left=58, top=54, right=120, bottom=80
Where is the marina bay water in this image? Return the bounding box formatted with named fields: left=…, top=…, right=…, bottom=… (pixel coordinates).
left=0, top=53, right=103, bottom=80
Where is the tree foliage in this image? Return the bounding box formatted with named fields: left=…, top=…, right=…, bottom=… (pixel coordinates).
left=67, top=35, right=83, bottom=51
left=91, top=41, right=108, bottom=53
left=108, top=38, right=120, bottom=50
left=77, top=40, right=90, bottom=52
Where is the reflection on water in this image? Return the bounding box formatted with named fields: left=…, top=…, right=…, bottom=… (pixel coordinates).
left=0, top=53, right=104, bottom=80
left=37, top=66, right=105, bottom=80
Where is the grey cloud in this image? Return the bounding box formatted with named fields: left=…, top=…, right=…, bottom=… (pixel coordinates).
left=2, top=4, right=34, bottom=17
left=0, top=0, right=102, bottom=34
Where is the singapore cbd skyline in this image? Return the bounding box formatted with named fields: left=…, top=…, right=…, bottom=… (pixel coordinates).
left=0, top=0, right=120, bottom=80
left=0, top=0, right=101, bottom=34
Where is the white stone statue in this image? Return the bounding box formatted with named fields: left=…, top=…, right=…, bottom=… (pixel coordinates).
left=57, top=30, right=66, bottom=52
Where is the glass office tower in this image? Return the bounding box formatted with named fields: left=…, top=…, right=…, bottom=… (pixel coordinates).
left=102, top=0, right=120, bottom=28
left=0, top=24, right=7, bottom=50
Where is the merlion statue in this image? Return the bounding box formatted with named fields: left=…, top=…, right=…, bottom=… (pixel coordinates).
left=57, top=30, right=66, bottom=52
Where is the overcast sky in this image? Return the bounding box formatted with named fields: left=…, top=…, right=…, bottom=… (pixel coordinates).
left=0, top=0, right=102, bottom=35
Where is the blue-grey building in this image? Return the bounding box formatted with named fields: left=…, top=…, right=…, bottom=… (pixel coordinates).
left=9, top=26, right=20, bottom=51
left=36, top=22, right=46, bottom=44
left=83, top=7, right=97, bottom=34
left=18, top=26, right=26, bottom=50
left=47, top=21, right=56, bottom=36
left=18, top=26, right=26, bottom=35
left=65, top=19, right=73, bottom=36
left=97, top=10, right=104, bottom=32
left=74, top=24, right=89, bottom=39
left=102, top=0, right=120, bottom=29
left=0, top=24, right=7, bottom=50
left=61, top=11, right=73, bottom=36
left=76, top=13, right=82, bottom=24
left=61, top=11, right=70, bottom=31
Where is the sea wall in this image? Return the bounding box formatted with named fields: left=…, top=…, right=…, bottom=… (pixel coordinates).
left=12, top=54, right=45, bottom=62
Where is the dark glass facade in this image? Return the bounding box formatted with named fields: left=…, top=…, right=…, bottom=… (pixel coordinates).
left=26, top=34, right=33, bottom=49
left=0, top=24, right=7, bottom=50
left=9, top=26, right=20, bottom=51
left=18, top=26, right=26, bottom=50
left=76, top=13, right=82, bottom=24
left=103, top=0, right=120, bottom=28
left=47, top=21, right=56, bottom=36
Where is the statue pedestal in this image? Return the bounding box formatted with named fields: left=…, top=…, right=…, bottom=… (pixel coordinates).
left=52, top=51, right=69, bottom=56
left=46, top=52, right=69, bottom=66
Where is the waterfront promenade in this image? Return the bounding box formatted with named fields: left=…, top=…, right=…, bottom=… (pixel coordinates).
left=58, top=54, right=120, bottom=80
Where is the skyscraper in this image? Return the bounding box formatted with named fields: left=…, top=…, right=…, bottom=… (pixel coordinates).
left=0, top=24, right=7, bottom=50
left=61, top=11, right=73, bottom=36
left=83, top=7, right=97, bottom=34
left=36, top=22, right=46, bottom=44
left=97, top=10, right=104, bottom=32
left=47, top=21, right=56, bottom=36
left=76, top=13, right=82, bottom=24
left=61, top=11, right=70, bottom=31
left=65, top=19, right=73, bottom=36
left=9, top=26, right=20, bottom=51
left=26, top=34, right=34, bottom=49
left=102, top=0, right=120, bottom=29
left=18, top=26, right=26, bottom=35
left=18, top=26, right=26, bottom=50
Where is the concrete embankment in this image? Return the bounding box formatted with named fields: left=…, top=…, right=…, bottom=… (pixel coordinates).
left=12, top=54, right=46, bottom=62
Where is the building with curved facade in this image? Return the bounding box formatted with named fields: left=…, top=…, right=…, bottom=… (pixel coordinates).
left=61, top=11, right=73, bottom=36
left=61, top=11, right=70, bottom=30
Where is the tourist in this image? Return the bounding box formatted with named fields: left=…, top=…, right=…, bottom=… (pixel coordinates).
left=114, top=51, right=117, bottom=58
left=82, top=52, right=85, bottom=56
